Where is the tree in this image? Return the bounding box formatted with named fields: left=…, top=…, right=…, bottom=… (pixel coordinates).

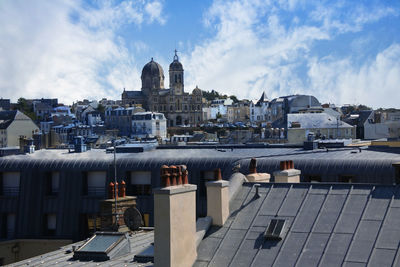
left=229, top=95, right=239, bottom=103
left=15, top=98, right=37, bottom=121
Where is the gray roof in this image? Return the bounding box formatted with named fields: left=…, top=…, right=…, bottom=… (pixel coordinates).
left=288, top=113, right=353, bottom=129
left=123, top=91, right=144, bottom=98
left=0, top=147, right=399, bottom=184
left=196, top=183, right=400, bottom=267
left=10, top=231, right=154, bottom=267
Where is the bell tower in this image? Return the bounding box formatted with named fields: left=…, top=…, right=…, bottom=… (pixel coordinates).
left=169, top=50, right=184, bottom=95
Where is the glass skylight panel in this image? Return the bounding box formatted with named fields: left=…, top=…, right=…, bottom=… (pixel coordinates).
left=79, top=234, right=123, bottom=253
left=265, top=219, right=286, bottom=240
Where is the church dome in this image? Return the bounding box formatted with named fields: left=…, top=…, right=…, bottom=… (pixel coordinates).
left=141, top=58, right=165, bottom=90
left=192, top=86, right=202, bottom=95
left=141, top=58, right=164, bottom=78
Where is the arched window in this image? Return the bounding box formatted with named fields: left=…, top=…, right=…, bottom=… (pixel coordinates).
left=175, top=74, right=177, bottom=83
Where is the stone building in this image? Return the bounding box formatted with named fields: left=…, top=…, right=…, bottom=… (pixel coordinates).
left=122, top=51, right=203, bottom=127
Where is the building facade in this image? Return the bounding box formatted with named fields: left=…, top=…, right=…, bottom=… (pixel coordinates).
left=132, top=112, right=167, bottom=139
left=122, top=51, right=203, bottom=127
left=105, top=107, right=144, bottom=137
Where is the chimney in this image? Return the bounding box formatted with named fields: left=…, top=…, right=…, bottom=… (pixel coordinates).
left=273, top=160, right=301, bottom=183
left=100, top=180, right=137, bottom=232
left=154, top=165, right=197, bottom=267
left=246, top=158, right=271, bottom=182
left=206, top=169, right=229, bottom=226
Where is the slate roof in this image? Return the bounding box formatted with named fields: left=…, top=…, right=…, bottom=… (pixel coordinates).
left=288, top=113, right=353, bottom=129
left=10, top=231, right=154, bottom=267
left=196, top=183, right=400, bottom=267
left=0, top=147, right=399, bottom=184
left=123, top=91, right=144, bottom=98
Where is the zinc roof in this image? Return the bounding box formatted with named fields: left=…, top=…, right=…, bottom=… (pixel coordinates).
left=196, top=183, right=400, bottom=267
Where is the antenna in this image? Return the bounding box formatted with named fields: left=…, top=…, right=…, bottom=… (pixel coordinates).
left=113, top=140, right=119, bottom=230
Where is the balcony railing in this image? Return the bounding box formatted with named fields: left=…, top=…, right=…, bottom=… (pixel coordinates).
left=87, top=187, right=106, bottom=197
left=2, top=186, right=19, bottom=196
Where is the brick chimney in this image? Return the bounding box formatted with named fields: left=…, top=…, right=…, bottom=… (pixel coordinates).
left=206, top=168, right=229, bottom=226
left=154, top=165, right=197, bottom=267
left=100, top=180, right=136, bottom=232
left=273, top=160, right=301, bottom=183
left=246, top=158, right=271, bottom=182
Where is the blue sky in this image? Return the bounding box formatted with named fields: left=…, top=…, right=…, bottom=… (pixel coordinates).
left=0, top=0, right=399, bottom=108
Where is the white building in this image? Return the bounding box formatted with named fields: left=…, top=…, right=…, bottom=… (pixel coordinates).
left=132, top=112, right=167, bottom=139
left=250, top=92, right=269, bottom=124
left=287, top=113, right=355, bottom=144
left=203, top=98, right=233, bottom=121
left=0, top=110, right=39, bottom=147
left=364, top=111, right=400, bottom=140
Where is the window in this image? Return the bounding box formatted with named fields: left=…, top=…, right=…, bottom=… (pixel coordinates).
left=46, top=172, right=60, bottom=196
left=199, top=171, right=216, bottom=197
left=339, top=175, right=355, bottom=183
left=127, top=171, right=152, bottom=196
left=44, top=213, right=57, bottom=236
left=395, top=165, right=400, bottom=185
left=1, top=213, right=15, bottom=239
left=304, top=175, right=322, bottom=183
left=1, top=172, right=20, bottom=196
left=264, top=219, right=286, bottom=240
left=85, top=171, right=106, bottom=197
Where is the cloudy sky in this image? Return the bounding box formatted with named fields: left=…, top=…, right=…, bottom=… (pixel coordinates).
left=0, top=0, right=399, bottom=108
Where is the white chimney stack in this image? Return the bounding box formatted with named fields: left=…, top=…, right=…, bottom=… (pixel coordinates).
left=206, top=168, right=229, bottom=226
left=154, top=165, right=197, bottom=267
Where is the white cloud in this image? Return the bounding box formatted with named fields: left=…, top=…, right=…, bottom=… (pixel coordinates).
left=308, top=44, right=400, bottom=108
left=182, top=0, right=400, bottom=107
left=0, top=0, right=166, bottom=104
left=145, top=1, right=166, bottom=25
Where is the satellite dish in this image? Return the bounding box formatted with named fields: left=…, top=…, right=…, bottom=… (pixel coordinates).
left=124, top=207, right=143, bottom=231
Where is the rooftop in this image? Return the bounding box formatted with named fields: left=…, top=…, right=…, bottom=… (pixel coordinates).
left=196, top=182, right=400, bottom=267
left=11, top=231, right=154, bottom=267
left=1, top=146, right=399, bottom=184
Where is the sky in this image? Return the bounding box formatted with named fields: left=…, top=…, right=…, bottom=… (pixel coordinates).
left=0, top=0, right=399, bottom=108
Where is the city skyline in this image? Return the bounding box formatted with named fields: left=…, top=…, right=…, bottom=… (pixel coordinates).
left=1, top=0, right=400, bottom=108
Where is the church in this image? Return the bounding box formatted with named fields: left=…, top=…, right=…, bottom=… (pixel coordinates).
left=122, top=51, right=203, bottom=127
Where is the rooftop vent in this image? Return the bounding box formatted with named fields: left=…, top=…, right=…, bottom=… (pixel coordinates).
left=264, top=219, right=286, bottom=240
left=73, top=232, right=130, bottom=261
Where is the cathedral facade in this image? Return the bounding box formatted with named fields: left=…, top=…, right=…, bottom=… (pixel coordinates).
left=122, top=52, right=203, bottom=127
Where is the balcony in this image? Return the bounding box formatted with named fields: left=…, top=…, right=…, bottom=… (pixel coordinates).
left=87, top=187, right=106, bottom=197
left=2, top=186, right=19, bottom=196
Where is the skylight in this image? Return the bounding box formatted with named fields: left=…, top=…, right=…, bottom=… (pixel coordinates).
left=73, top=232, right=130, bottom=261
left=264, top=219, right=286, bottom=240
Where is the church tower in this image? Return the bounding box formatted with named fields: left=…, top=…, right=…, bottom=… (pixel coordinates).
left=169, top=50, right=184, bottom=95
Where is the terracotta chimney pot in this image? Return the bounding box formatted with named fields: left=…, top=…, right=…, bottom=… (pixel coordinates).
left=214, top=168, right=222, bottom=181
left=119, top=180, right=126, bottom=197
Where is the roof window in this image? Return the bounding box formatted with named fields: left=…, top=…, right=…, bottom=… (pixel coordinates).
left=73, top=232, right=130, bottom=261
left=264, top=219, right=286, bottom=240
